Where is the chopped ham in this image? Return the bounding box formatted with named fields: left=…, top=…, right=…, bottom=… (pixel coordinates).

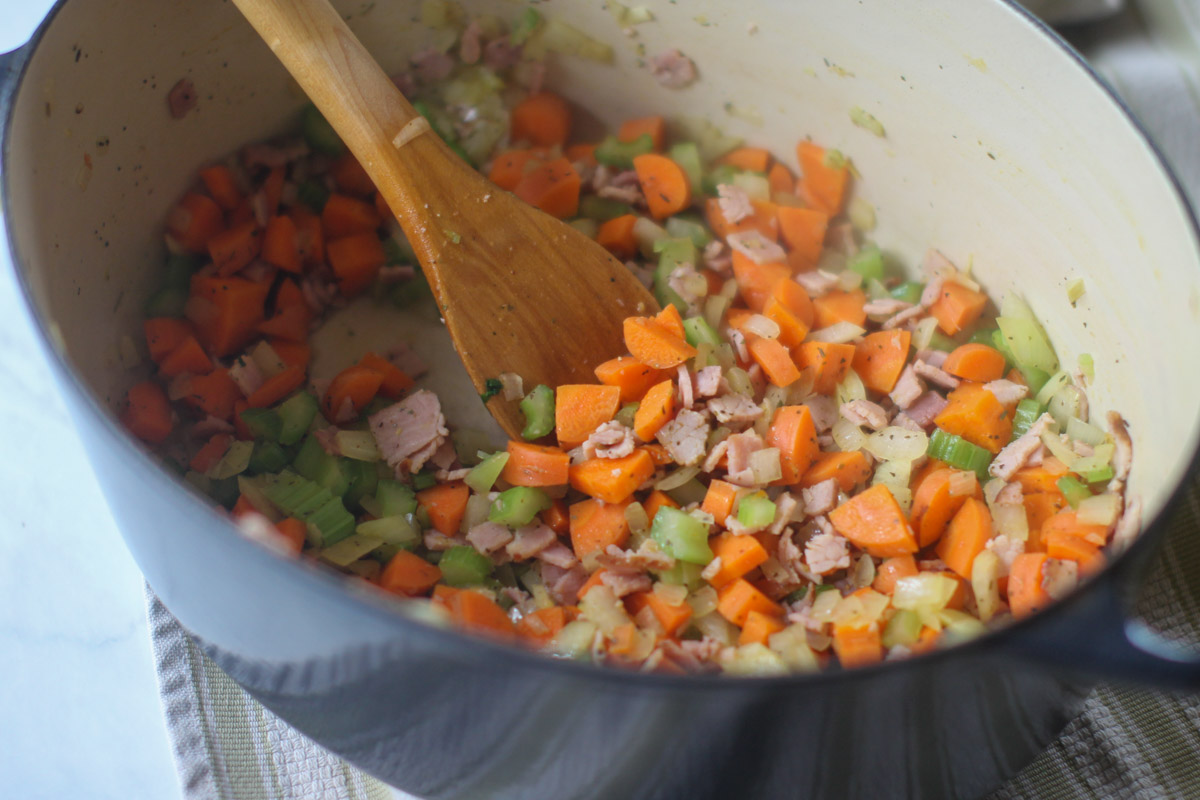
left=313, top=426, right=341, bottom=457
left=538, top=542, right=580, bottom=569
left=466, top=521, right=513, bottom=555
left=891, top=412, right=924, bottom=433
left=412, top=47, right=455, bottom=83
left=882, top=305, right=925, bottom=330
left=648, top=49, right=698, bottom=89
left=167, top=78, right=197, bottom=119
left=695, top=366, right=724, bottom=398
left=598, top=183, right=645, bottom=205
left=424, top=530, right=464, bottom=551
left=1071, top=439, right=1095, bottom=458
left=676, top=365, right=695, bottom=409
left=726, top=231, right=787, bottom=265
left=541, top=562, right=589, bottom=605
left=600, top=568, right=653, bottom=598
left=333, top=396, right=357, bottom=425
left=656, top=408, right=710, bottom=466
left=435, top=467, right=471, bottom=481
left=188, top=415, right=234, bottom=439
left=662, top=637, right=723, bottom=671
left=668, top=263, right=704, bottom=310
left=914, top=359, right=960, bottom=390
left=989, top=412, right=1056, bottom=481
left=727, top=328, right=750, bottom=362
left=985, top=534, right=1025, bottom=575
left=994, top=481, right=1024, bottom=506
left=915, top=349, right=948, bottom=368
left=805, top=530, right=852, bottom=575
left=1112, top=495, right=1142, bottom=552
left=703, top=437, right=729, bottom=473
left=707, top=393, right=763, bottom=424
left=582, top=420, right=637, bottom=460
left=802, top=395, right=839, bottom=433
left=801, top=479, right=838, bottom=517
left=369, top=389, right=449, bottom=474
left=1108, top=411, right=1133, bottom=491
left=501, top=586, right=538, bottom=617
left=1041, top=558, right=1079, bottom=600
left=889, top=365, right=926, bottom=409
left=919, top=276, right=946, bottom=308
left=483, top=37, right=521, bottom=71
left=863, top=298, right=912, bottom=318
left=228, top=355, right=264, bottom=398
left=459, top=20, right=483, bottom=64
left=597, top=541, right=675, bottom=572
left=724, top=430, right=766, bottom=486
left=703, top=240, right=732, bottom=273
left=903, top=391, right=949, bottom=429
left=827, top=221, right=858, bottom=256
left=985, top=379, right=1028, bottom=405
left=769, top=492, right=802, bottom=535
left=840, top=399, right=888, bottom=431
left=717, top=184, right=754, bottom=224
left=506, top=522, right=558, bottom=561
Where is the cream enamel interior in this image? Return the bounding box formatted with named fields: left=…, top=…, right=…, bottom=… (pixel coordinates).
left=6, top=0, right=1200, bottom=545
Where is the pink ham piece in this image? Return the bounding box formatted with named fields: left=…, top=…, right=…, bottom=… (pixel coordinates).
left=717, top=184, right=754, bottom=224
left=656, top=409, right=710, bottom=466
left=466, top=521, right=513, bottom=555
left=805, top=530, right=851, bottom=575
left=902, top=391, right=949, bottom=429
left=648, top=49, right=698, bottom=89
left=889, top=366, right=925, bottom=410
left=369, top=390, right=448, bottom=474
left=541, top=562, right=588, bottom=605
left=506, top=523, right=558, bottom=561
left=538, top=542, right=580, bottom=570
left=599, top=568, right=653, bottom=598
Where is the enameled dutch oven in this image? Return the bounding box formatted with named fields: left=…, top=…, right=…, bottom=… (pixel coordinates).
left=3, top=1, right=1200, bottom=798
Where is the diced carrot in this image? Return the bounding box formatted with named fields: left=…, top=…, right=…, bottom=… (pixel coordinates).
left=594, top=356, right=668, bottom=403
left=503, top=441, right=570, bottom=487
left=569, top=450, right=656, bottom=504
left=716, top=578, right=783, bottom=627
left=120, top=380, right=174, bottom=443
left=943, top=343, right=1007, bottom=383
left=720, top=146, right=771, bottom=172
left=516, top=606, right=579, bottom=645
left=555, top=384, right=621, bottom=446
left=701, top=480, right=740, bottom=527
left=327, top=232, right=386, bottom=297
left=934, top=382, right=1013, bottom=454
left=910, top=468, right=979, bottom=548
left=1007, top=553, right=1053, bottom=619
left=618, top=116, right=666, bottom=152
left=762, top=279, right=815, bottom=348
left=577, top=568, right=609, bottom=600
left=776, top=205, right=828, bottom=265
left=564, top=143, right=597, bottom=165
left=541, top=498, right=570, bottom=535
left=514, top=157, right=581, bottom=219
left=416, top=482, right=470, bottom=536
left=909, top=626, right=942, bottom=656
left=608, top=623, right=639, bottom=657
left=262, top=167, right=285, bottom=217
left=446, top=589, right=516, bottom=639
left=707, top=532, right=769, bottom=589
left=828, top=484, right=918, bottom=558
left=569, top=498, right=632, bottom=557
left=144, top=318, right=194, bottom=363
left=642, top=490, right=679, bottom=525
left=832, top=622, right=883, bottom=669
left=632, top=379, right=675, bottom=441
left=767, top=405, right=818, bottom=485
left=596, top=214, right=639, bottom=259
left=910, top=458, right=948, bottom=491
left=1024, top=492, right=1068, bottom=551
left=510, top=92, right=572, bottom=147
left=198, top=165, right=243, bottom=211
left=289, top=206, right=325, bottom=266
left=269, top=338, right=311, bottom=371
left=1014, top=460, right=1070, bottom=494
left=800, top=450, right=872, bottom=492
left=936, top=497, right=994, bottom=579
left=261, top=215, right=302, bottom=274
left=873, top=554, right=918, bottom=595
left=795, top=341, right=856, bottom=395
left=632, top=153, right=692, bottom=219
left=158, top=336, right=213, bottom=378
left=731, top=250, right=790, bottom=312
left=624, top=317, right=697, bottom=369
left=189, top=432, right=233, bottom=474
left=812, top=289, right=867, bottom=329
left=273, top=517, right=307, bottom=555
left=797, top=141, right=849, bottom=216
left=488, top=149, right=545, bottom=191
left=321, top=193, right=383, bottom=237
left=654, top=303, right=687, bottom=340
left=358, top=351, right=414, bottom=398
left=322, top=365, right=383, bottom=422
left=640, top=443, right=673, bottom=466
left=738, top=609, right=787, bottom=646
left=747, top=335, right=801, bottom=387
left=627, top=591, right=693, bottom=638
left=257, top=305, right=311, bottom=343
left=247, top=366, right=306, bottom=409
left=179, top=369, right=242, bottom=421
left=330, top=153, right=376, bottom=197
left=767, top=162, right=795, bottom=196
left=1043, top=520, right=1107, bottom=576
left=186, top=276, right=270, bottom=357
left=207, top=220, right=262, bottom=277
left=928, top=281, right=989, bottom=336
left=167, top=193, right=225, bottom=253
left=704, top=196, right=779, bottom=243
left=852, top=330, right=912, bottom=394
left=231, top=494, right=258, bottom=519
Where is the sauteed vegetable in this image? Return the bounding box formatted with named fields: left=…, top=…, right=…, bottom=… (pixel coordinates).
left=120, top=5, right=1138, bottom=675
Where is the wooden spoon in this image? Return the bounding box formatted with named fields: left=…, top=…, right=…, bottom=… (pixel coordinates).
left=231, top=0, right=657, bottom=438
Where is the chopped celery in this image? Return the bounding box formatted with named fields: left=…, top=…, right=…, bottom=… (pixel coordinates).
left=1035, top=371, right=1071, bottom=408
left=1056, top=475, right=1092, bottom=508
left=520, top=384, right=555, bottom=440
left=1010, top=399, right=1043, bottom=439
left=1078, top=353, right=1095, bottom=382
left=264, top=470, right=354, bottom=545
left=412, top=471, right=438, bottom=490
left=1084, top=465, right=1115, bottom=484
left=439, top=546, right=493, bottom=587
left=615, top=402, right=639, bottom=429
left=578, top=195, right=634, bottom=222
left=889, top=281, right=923, bottom=305
left=248, top=441, right=290, bottom=475
left=357, top=515, right=420, bottom=548
left=300, top=103, right=344, bottom=156
left=683, top=316, right=723, bottom=348
left=335, top=430, right=381, bottom=462
left=296, top=179, right=330, bottom=213
left=510, top=7, right=543, bottom=45
left=665, top=214, right=711, bottom=247
left=700, top=164, right=740, bottom=196
left=667, top=142, right=703, bottom=194
left=927, top=429, right=992, bottom=478
left=208, top=441, right=254, bottom=480
left=293, top=436, right=350, bottom=497
left=736, top=492, right=776, bottom=529
left=489, top=487, right=552, bottom=528
left=655, top=560, right=704, bottom=590
left=865, top=278, right=890, bottom=301
left=376, top=480, right=418, bottom=518
left=655, top=237, right=697, bottom=312
left=1047, top=384, right=1085, bottom=429
left=275, top=392, right=319, bottom=446
left=847, top=245, right=884, bottom=281
left=882, top=608, right=922, bottom=648
left=465, top=451, right=510, bottom=494
left=650, top=507, right=713, bottom=565
left=732, top=172, right=770, bottom=201
left=319, top=533, right=384, bottom=567
left=594, top=133, right=653, bottom=169
left=342, top=459, right=379, bottom=511
left=927, top=331, right=958, bottom=352
left=239, top=407, right=282, bottom=442
left=969, top=328, right=1000, bottom=348
left=996, top=295, right=1058, bottom=374
left=674, top=115, right=742, bottom=163
left=143, top=286, right=188, bottom=318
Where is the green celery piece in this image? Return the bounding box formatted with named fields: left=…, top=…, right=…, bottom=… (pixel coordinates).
left=307, top=498, right=355, bottom=546
left=1019, top=365, right=1050, bottom=396
left=465, top=451, right=510, bottom=494
left=882, top=608, right=922, bottom=648
left=489, top=487, right=552, bottom=528
left=927, top=331, right=958, bottom=352
left=683, top=316, right=723, bottom=348
left=264, top=470, right=354, bottom=546
left=654, top=560, right=704, bottom=590
left=248, top=441, right=290, bottom=475
left=376, top=480, right=418, bottom=518
left=736, top=492, right=776, bottom=529
left=520, top=385, right=555, bottom=440
left=391, top=273, right=432, bottom=308
left=667, top=142, right=704, bottom=194
left=439, top=546, right=493, bottom=587
left=1057, top=475, right=1092, bottom=509
left=209, top=477, right=240, bottom=509
left=927, top=429, right=992, bottom=478
left=848, top=246, right=885, bottom=281
left=655, top=237, right=697, bottom=313
left=889, top=281, right=923, bottom=305
left=296, top=179, right=330, bottom=213
left=650, top=507, right=713, bottom=565
left=969, top=328, right=1001, bottom=349
left=356, top=515, right=421, bottom=548
left=996, top=313, right=1059, bottom=375
left=615, top=402, right=639, bottom=429
left=666, top=478, right=707, bottom=508
left=342, top=459, right=379, bottom=511
left=700, top=163, right=740, bottom=196
left=275, top=392, right=319, bottom=446
left=143, top=286, right=188, bottom=318
left=510, top=6, right=542, bottom=44
left=579, top=195, right=634, bottom=222
left=239, top=407, right=282, bottom=442
left=594, top=133, right=653, bottom=169
left=412, top=471, right=438, bottom=490
left=292, top=435, right=329, bottom=481
left=1010, top=399, right=1043, bottom=440
left=1084, top=465, right=1115, bottom=484
left=666, top=213, right=711, bottom=247
left=301, top=103, right=345, bottom=156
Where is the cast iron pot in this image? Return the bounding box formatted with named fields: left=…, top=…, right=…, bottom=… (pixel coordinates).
left=3, top=1, right=1200, bottom=798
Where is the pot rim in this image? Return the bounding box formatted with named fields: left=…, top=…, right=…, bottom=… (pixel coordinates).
left=4, top=0, right=1199, bottom=691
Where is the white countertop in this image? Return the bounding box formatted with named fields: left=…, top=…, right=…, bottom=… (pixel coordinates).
left=0, top=5, right=182, bottom=798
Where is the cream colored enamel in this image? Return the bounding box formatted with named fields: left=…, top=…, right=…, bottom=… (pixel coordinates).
left=5, top=0, right=1200, bottom=537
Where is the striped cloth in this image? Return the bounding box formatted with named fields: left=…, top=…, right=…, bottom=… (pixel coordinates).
left=146, top=3, right=1200, bottom=798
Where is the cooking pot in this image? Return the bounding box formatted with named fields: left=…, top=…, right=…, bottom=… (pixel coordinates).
left=3, top=1, right=1200, bottom=797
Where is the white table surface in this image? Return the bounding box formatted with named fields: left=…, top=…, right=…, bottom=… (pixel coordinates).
left=0, top=3, right=183, bottom=798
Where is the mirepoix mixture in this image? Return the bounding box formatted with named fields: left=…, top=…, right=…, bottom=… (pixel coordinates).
left=119, top=4, right=1139, bottom=676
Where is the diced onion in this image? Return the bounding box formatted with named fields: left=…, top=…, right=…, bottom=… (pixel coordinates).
left=872, top=459, right=912, bottom=495
left=688, top=586, right=719, bottom=618
left=693, top=611, right=740, bottom=646
left=947, top=469, right=977, bottom=498
left=983, top=477, right=1006, bottom=506
left=805, top=322, right=866, bottom=344
left=849, top=197, right=877, bottom=232
left=499, top=372, right=525, bottom=401
left=654, top=581, right=689, bottom=606
left=971, top=550, right=1002, bottom=622
left=1072, top=443, right=1115, bottom=475
left=832, top=418, right=867, bottom=452
left=834, top=587, right=888, bottom=627
left=768, top=624, right=819, bottom=671
left=733, top=172, right=770, bottom=201
left=548, top=620, right=599, bottom=658
left=720, top=643, right=789, bottom=676
left=1048, top=384, right=1085, bottom=428
left=837, top=270, right=864, bottom=291
left=704, top=294, right=731, bottom=330
left=656, top=465, right=700, bottom=491
left=462, top=493, right=493, bottom=532
left=1066, top=278, right=1085, bottom=304
left=851, top=554, right=877, bottom=590
left=885, top=485, right=913, bottom=515
left=633, top=217, right=669, bottom=257
left=810, top=588, right=842, bottom=623
left=892, top=572, right=958, bottom=611
left=991, top=503, right=1029, bottom=542
left=725, top=367, right=753, bottom=396
left=336, top=430, right=381, bottom=462
left=1078, top=493, right=1121, bottom=526
left=744, top=314, right=780, bottom=339
left=579, top=585, right=631, bottom=636
left=250, top=340, right=287, bottom=379
left=865, top=427, right=928, bottom=462
left=912, top=317, right=939, bottom=351
left=1040, top=431, right=1078, bottom=469
left=623, top=501, right=650, bottom=534
left=720, top=279, right=740, bottom=300
left=937, top=609, right=988, bottom=643
left=1066, top=416, right=1108, bottom=446
left=836, top=368, right=867, bottom=407
left=749, top=448, right=783, bottom=484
